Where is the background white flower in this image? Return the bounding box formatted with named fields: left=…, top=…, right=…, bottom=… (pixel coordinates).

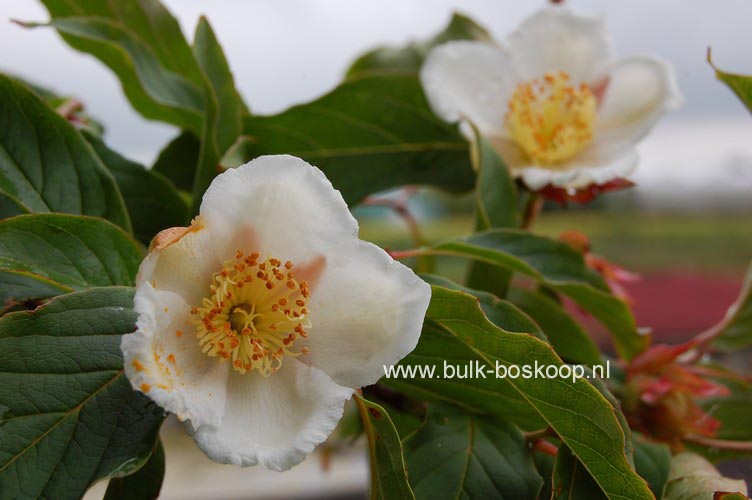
left=121, top=155, right=431, bottom=471
left=420, top=6, right=683, bottom=190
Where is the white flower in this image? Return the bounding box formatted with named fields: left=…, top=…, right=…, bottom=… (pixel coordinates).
left=121, top=155, right=430, bottom=471
left=420, top=6, right=683, bottom=190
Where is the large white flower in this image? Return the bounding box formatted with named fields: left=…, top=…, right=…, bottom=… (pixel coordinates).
left=420, top=6, right=683, bottom=190
left=121, top=155, right=430, bottom=471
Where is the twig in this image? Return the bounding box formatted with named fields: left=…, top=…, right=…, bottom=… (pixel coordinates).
left=363, top=187, right=427, bottom=247
left=522, top=192, right=544, bottom=229
left=685, top=434, right=752, bottom=452
left=354, top=391, right=379, bottom=498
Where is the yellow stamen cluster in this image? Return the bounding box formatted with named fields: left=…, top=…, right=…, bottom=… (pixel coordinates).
left=191, top=250, right=310, bottom=376
left=506, top=71, right=596, bottom=165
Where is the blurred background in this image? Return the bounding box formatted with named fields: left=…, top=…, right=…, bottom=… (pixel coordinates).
left=2, top=1, right=751, bottom=498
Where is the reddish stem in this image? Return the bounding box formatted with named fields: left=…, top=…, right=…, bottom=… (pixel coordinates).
left=685, top=434, right=752, bottom=452
left=363, top=187, right=426, bottom=246
left=532, top=439, right=559, bottom=457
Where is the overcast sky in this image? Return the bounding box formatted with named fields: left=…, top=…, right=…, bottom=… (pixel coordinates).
left=2, top=0, right=752, bottom=206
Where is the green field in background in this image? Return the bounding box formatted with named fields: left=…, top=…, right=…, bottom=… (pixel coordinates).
left=358, top=211, right=752, bottom=278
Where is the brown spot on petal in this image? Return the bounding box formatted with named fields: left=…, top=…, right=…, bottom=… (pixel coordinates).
left=151, top=217, right=205, bottom=251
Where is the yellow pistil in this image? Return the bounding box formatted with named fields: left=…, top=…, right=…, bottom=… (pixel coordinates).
left=191, top=250, right=310, bottom=376
left=506, top=71, right=596, bottom=165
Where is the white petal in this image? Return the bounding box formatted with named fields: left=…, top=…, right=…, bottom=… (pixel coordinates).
left=302, top=240, right=431, bottom=388
left=420, top=41, right=519, bottom=136
left=506, top=7, right=612, bottom=83
left=136, top=226, right=221, bottom=306
left=201, top=155, right=430, bottom=389
left=121, top=282, right=229, bottom=428
left=595, top=55, right=683, bottom=146
left=200, top=155, right=357, bottom=265
left=192, top=360, right=353, bottom=471
left=514, top=143, right=639, bottom=190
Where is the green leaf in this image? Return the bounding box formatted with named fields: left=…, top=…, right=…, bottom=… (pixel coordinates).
left=104, top=439, right=165, bottom=500
left=242, top=74, right=475, bottom=205
left=220, top=135, right=256, bottom=169
left=37, top=0, right=207, bottom=131
left=421, top=230, right=648, bottom=360
left=472, top=136, right=517, bottom=230
left=8, top=75, right=105, bottom=136
left=711, top=264, right=752, bottom=351
left=84, top=132, right=189, bottom=244
left=387, top=287, right=653, bottom=499
left=552, top=445, right=608, bottom=500
left=709, top=50, right=752, bottom=114
left=26, top=16, right=203, bottom=133
left=422, top=274, right=545, bottom=340
left=0, top=270, right=71, bottom=310
left=0, top=74, right=131, bottom=231
left=0, top=287, right=165, bottom=498
left=508, top=288, right=601, bottom=365
left=346, top=12, right=490, bottom=78
left=404, top=404, right=542, bottom=499
left=696, top=377, right=752, bottom=459
left=355, top=395, right=414, bottom=500
left=0, top=190, right=30, bottom=219
left=633, top=435, right=671, bottom=500
left=152, top=131, right=201, bottom=192
left=41, top=0, right=203, bottom=83
left=0, top=214, right=143, bottom=293
left=664, top=452, right=748, bottom=500
left=466, top=135, right=518, bottom=296
left=190, top=17, right=243, bottom=216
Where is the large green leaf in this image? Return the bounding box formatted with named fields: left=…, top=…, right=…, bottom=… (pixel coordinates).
left=466, top=135, right=518, bottom=297
left=0, top=270, right=71, bottom=310
left=104, top=439, right=165, bottom=500
left=552, top=445, right=608, bottom=500
left=711, top=264, right=752, bottom=351
left=508, top=288, right=601, bottom=365
left=0, top=190, right=30, bottom=219
left=0, top=214, right=143, bottom=296
left=346, top=12, right=491, bottom=78
left=41, top=0, right=202, bottom=83
left=9, top=75, right=105, bottom=136
left=633, top=435, right=671, bottom=500
left=242, top=74, right=475, bottom=205
left=0, top=74, right=130, bottom=231
left=152, top=131, right=201, bottom=193
left=404, top=405, right=542, bottom=499
left=190, top=17, right=243, bottom=215
left=422, top=274, right=545, bottom=340
left=387, top=287, right=653, bottom=499
left=0, top=287, right=165, bottom=498
left=84, top=132, right=188, bottom=244
left=664, top=452, right=748, bottom=500
left=27, top=10, right=204, bottom=132
left=418, top=230, right=647, bottom=359
left=356, top=395, right=414, bottom=500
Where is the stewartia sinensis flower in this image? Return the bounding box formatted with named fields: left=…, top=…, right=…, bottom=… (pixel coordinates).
left=121, top=155, right=431, bottom=470
left=421, top=6, right=683, bottom=190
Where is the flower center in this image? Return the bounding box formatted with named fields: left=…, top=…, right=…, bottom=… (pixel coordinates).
left=191, top=250, right=310, bottom=376
left=505, top=71, right=596, bottom=165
